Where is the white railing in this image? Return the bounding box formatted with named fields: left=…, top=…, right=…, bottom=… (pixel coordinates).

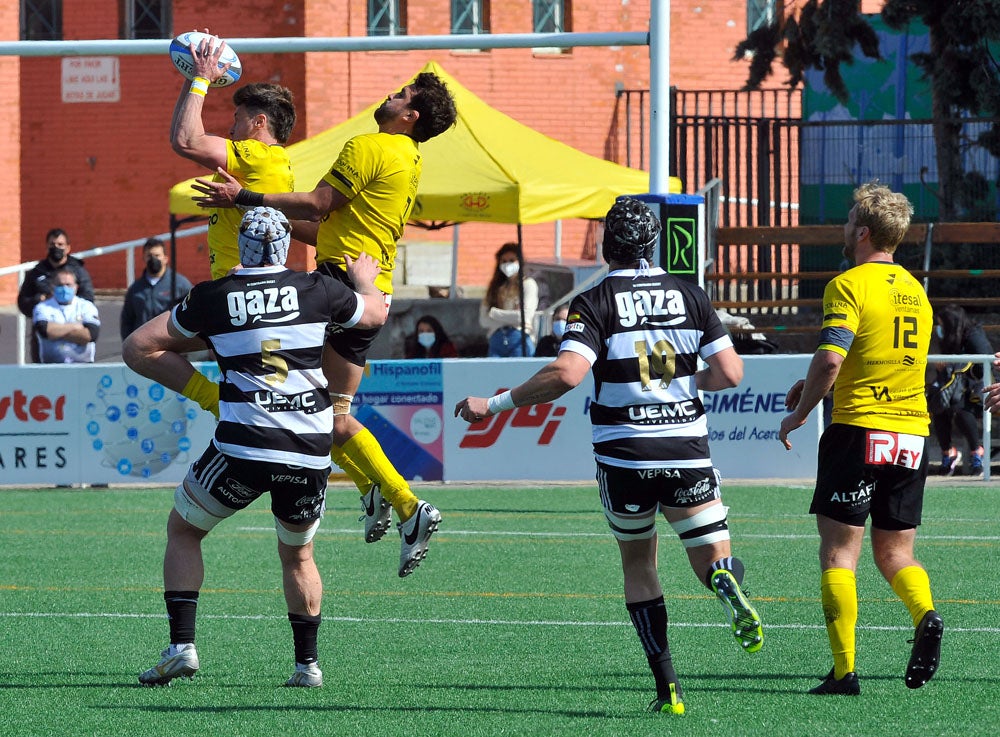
left=4, top=223, right=209, bottom=365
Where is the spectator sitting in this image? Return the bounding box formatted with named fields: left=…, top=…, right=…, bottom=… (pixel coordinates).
left=405, top=315, right=458, bottom=359
left=479, top=242, right=538, bottom=357
left=33, top=267, right=100, bottom=364
left=930, top=304, right=996, bottom=476
left=120, top=238, right=194, bottom=339
left=533, top=304, right=569, bottom=357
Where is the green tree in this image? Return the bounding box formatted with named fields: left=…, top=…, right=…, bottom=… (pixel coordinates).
left=737, top=0, right=1000, bottom=221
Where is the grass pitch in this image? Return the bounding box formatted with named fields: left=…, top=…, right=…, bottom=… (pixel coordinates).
left=1, top=479, right=997, bottom=736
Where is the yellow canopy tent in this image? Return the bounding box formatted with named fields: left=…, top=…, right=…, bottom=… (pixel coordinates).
left=168, top=60, right=680, bottom=222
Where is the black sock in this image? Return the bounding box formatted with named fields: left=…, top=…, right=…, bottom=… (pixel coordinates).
left=626, top=597, right=682, bottom=700
left=704, top=556, right=746, bottom=589
left=288, top=612, right=321, bottom=665
left=164, top=590, right=199, bottom=644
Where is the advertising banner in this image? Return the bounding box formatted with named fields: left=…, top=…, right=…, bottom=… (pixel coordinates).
left=0, top=363, right=217, bottom=486
left=351, top=360, right=447, bottom=481
left=0, top=356, right=823, bottom=487
left=443, top=359, right=596, bottom=481
left=704, top=355, right=820, bottom=479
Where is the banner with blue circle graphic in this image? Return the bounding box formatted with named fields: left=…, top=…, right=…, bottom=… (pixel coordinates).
left=0, top=363, right=217, bottom=486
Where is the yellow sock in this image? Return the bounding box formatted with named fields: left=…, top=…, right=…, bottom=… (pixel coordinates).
left=330, top=443, right=371, bottom=493
left=891, top=565, right=935, bottom=627
left=820, top=568, right=857, bottom=679
left=342, top=429, right=418, bottom=520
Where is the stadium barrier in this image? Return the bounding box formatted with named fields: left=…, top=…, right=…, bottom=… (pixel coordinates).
left=1, top=355, right=988, bottom=486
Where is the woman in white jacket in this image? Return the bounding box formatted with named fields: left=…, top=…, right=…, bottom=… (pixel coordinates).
left=479, top=242, right=538, bottom=357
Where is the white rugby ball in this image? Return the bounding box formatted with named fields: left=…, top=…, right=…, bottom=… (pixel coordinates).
left=169, top=31, right=242, bottom=88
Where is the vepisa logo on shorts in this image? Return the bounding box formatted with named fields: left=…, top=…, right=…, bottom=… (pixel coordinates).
left=459, top=388, right=566, bottom=448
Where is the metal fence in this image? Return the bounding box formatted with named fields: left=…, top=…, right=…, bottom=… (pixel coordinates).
left=614, top=89, right=1000, bottom=316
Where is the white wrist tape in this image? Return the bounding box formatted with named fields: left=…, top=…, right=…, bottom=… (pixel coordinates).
left=487, top=390, right=516, bottom=414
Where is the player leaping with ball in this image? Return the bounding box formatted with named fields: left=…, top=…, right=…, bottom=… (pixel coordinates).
left=192, top=72, right=457, bottom=578
left=455, top=198, right=764, bottom=716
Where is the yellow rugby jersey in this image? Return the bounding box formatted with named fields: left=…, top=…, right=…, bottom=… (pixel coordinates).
left=208, top=139, right=294, bottom=279
left=316, top=132, right=421, bottom=295
left=819, top=261, right=932, bottom=435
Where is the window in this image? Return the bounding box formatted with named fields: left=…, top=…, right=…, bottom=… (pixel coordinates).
left=747, top=0, right=779, bottom=35
left=21, top=0, right=61, bottom=41
left=533, top=0, right=568, bottom=34
left=451, top=0, right=489, bottom=35
left=122, top=0, right=171, bottom=40
left=369, top=0, right=406, bottom=36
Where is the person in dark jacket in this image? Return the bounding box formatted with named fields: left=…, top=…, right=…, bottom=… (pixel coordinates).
left=931, top=304, right=996, bottom=476
left=120, top=238, right=194, bottom=339
left=18, top=228, right=95, bottom=316
left=17, top=228, right=96, bottom=363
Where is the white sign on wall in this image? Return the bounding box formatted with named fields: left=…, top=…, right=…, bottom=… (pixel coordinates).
left=62, top=57, right=120, bottom=103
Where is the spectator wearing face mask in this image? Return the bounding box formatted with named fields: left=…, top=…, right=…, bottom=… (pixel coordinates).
left=533, top=303, right=570, bottom=358
left=120, top=238, right=194, bottom=339
left=405, top=315, right=458, bottom=359
left=18, top=228, right=96, bottom=363
left=32, top=267, right=101, bottom=364
left=479, top=242, right=538, bottom=357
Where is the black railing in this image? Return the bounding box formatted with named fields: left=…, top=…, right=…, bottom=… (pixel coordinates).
left=616, top=88, right=1000, bottom=230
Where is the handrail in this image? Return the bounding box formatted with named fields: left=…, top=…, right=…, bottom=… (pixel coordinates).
left=8, top=223, right=209, bottom=365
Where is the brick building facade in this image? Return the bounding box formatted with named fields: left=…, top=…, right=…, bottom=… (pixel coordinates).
left=0, top=1, right=808, bottom=305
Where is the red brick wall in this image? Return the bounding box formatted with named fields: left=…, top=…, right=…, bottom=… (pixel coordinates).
left=0, top=4, right=19, bottom=305
left=17, top=3, right=308, bottom=292
left=9, top=0, right=794, bottom=302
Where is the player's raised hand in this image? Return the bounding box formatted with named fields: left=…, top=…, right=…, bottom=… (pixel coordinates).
left=192, top=167, right=242, bottom=208
left=344, top=253, right=382, bottom=295
left=455, top=396, right=491, bottom=423
left=189, top=31, right=230, bottom=84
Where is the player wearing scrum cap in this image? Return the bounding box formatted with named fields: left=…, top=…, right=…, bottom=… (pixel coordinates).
left=455, top=197, right=763, bottom=716
left=124, top=207, right=386, bottom=688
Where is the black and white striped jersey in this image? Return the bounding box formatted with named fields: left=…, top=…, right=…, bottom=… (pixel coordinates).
left=171, top=265, right=365, bottom=469
left=560, top=266, right=733, bottom=469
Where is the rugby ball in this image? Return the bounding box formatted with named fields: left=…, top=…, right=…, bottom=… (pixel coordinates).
left=169, top=31, right=242, bottom=88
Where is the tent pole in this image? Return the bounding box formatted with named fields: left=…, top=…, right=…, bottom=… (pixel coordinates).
left=517, top=225, right=527, bottom=357
left=449, top=223, right=460, bottom=300
left=169, top=214, right=179, bottom=303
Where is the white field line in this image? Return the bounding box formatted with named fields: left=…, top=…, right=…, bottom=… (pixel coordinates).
left=0, top=610, right=996, bottom=633
left=238, top=527, right=1000, bottom=542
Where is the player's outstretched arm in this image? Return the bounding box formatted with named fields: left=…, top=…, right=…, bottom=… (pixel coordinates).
left=455, top=352, right=590, bottom=423
left=170, top=34, right=229, bottom=169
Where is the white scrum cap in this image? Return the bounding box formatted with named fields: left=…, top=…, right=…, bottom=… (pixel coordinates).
left=238, top=206, right=291, bottom=267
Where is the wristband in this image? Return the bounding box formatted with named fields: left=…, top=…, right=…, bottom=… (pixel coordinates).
left=235, top=188, right=266, bottom=207
left=487, top=390, right=516, bottom=414
left=188, top=77, right=210, bottom=97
